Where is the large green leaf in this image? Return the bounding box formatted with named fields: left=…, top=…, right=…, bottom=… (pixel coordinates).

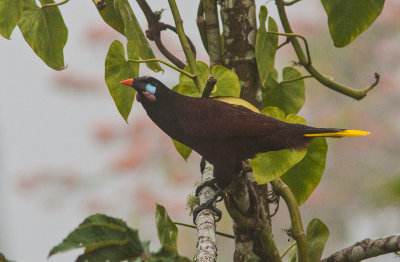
left=0, top=0, right=22, bottom=39
left=288, top=218, right=329, bottom=262
left=256, top=6, right=278, bottom=87
left=93, top=0, right=162, bottom=72
left=105, top=40, right=139, bottom=122
left=155, top=204, right=178, bottom=252
left=210, top=65, right=241, bottom=97
left=18, top=0, right=68, bottom=70
left=49, top=214, right=144, bottom=261
left=177, top=62, right=241, bottom=98
left=251, top=107, right=307, bottom=184
left=321, top=0, right=385, bottom=47
left=281, top=138, right=327, bottom=206
left=91, top=0, right=125, bottom=34
left=262, top=67, right=305, bottom=115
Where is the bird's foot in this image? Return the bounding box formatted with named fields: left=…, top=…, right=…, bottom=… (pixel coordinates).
left=193, top=188, right=223, bottom=224
left=195, top=178, right=219, bottom=197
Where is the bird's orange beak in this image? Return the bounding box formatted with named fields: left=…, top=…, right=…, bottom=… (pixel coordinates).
left=120, top=78, right=134, bottom=86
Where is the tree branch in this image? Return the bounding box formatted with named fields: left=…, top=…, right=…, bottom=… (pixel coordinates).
left=271, top=179, right=308, bottom=262
left=201, top=76, right=217, bottom=98
left=168, top=0, right=205, bottom=91
left=136, top=0, right=196, bottom=69
left=195, top=161, right=218, bottom=262
left=127, top=59, right=196, bottom=78
left=197, top=1, right=209, bottom=53
left=275, top=0, right=379, bottom=100
left=321, top=235, right=400, bottom=262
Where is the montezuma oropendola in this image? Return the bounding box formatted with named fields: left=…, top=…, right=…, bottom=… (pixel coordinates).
left=120, top=76, right=369, bottom=220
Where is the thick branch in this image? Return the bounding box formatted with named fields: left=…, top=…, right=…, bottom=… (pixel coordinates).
left=271, top=179, right=308, bottom=262
left=168, top=0, right=205, bottom=91
left=202, top=0, right=223, bottom=66
left=196, top=161, right=218, bottom=262
left=321, top=235, right=400, bottom=262
left=275, top=0, right=379, bottom=100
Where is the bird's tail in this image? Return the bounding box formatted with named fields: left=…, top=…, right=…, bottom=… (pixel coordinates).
left=302, top=127, right=370, bottom=138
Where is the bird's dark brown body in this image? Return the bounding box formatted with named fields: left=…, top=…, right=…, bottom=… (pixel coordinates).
left=121, top=76, right=366, bottom=189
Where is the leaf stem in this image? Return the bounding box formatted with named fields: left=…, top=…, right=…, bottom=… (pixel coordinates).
left=275, top=0, right=379, bottom=100
left=280, top=75, right=313, bottom=84
left=41, top=0, right=70, bottom=8
left=174, top=221, right=235, bottom=239
left=266, top=31, right=312, bottom=65
left=280, top=241, right=297, bottom=259
left=282, top=0, right=302, bottom=6
left=168, top=0, right=205, bottom=92
left=127, top=59, right=196, bottom=79
left=271, top=179, right=308, bottom=262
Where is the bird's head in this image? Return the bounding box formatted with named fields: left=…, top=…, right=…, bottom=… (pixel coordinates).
left=120, top=76, right=168, bottom=104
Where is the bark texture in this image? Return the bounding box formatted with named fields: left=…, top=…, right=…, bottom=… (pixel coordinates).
left=221, top=0, right=261, bottom=107
left=196, top=161, right=218, bottom=262
left=322, top=235, right=400, bottom=262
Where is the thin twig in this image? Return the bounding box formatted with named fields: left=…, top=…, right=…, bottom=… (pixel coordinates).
left=282, top=0, right=302, bottom=6
left=127, top=59, right=196, bottom=78
left=271, top=179, right=308, bottom=262
left=266, top=31, right=312, bottom=65
left=174, top=221, right=234, bottom=239
left=321, top=235, right=400, bottom=262
left=275, top=0, right=379, bottom=100
left=277, top=38, right=291, bottom=50
left=281, top=241, right=297, bottom=259
left=41, top=0, right=69, bottom=8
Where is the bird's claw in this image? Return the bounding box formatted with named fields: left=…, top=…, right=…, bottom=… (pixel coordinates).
left=193, top=188, right=224, bottom=224
left=193, top=203, right=222, bottom=224
left=195, top=178, right=219, bottom=196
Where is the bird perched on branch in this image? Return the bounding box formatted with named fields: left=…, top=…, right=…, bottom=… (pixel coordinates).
left=120, top=76, right=369, bottom=220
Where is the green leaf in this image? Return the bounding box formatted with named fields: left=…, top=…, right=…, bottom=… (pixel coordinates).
left=105, top=40, right=139, bottom=122
left=288, top=218, right=329, bottom=262
left=0, top=0, right=22, bottom=39
left=177, top=62, right=241, bottom=98
left=251, top=107, right=307, bottom=184
left=262, top=67, right=305, bottom=115
left=178, top=61, right=210, bottom=97
left=256, top=6, right=278, bottom=88
left=93, top=0, right=162, bottom=72
left=281, top=137, right=327, bottom=205
left=172, top=139, right=192, bottom=161
left=18, top=0, right=68, bottom=70
left=210, top=65, right=241, bottom=97
left=321, top=0, right=385, bottom=47
left=91, top=0, right=125, bottom=34
left=155, top=204, right=178, bottom=252
left=49, top=214, right=144, bottom=260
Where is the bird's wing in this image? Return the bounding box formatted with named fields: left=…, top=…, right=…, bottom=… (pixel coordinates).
left=175, top=97, right=286, bottom=139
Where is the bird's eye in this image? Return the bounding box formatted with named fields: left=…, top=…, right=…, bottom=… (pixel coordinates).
left=146, top=83, right=156, bottom=95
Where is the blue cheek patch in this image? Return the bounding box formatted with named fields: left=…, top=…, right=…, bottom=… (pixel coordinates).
left=146, top=83, right=156, bottom=95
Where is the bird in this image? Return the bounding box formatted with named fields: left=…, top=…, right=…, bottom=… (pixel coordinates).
left=120, top=76, right=369, bottom=221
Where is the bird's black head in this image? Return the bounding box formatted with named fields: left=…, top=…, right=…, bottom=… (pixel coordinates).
left=120, top=76, right=170, bottom=104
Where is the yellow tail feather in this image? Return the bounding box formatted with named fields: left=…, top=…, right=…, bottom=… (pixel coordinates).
left=304, top=129, right=370, bottom=138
